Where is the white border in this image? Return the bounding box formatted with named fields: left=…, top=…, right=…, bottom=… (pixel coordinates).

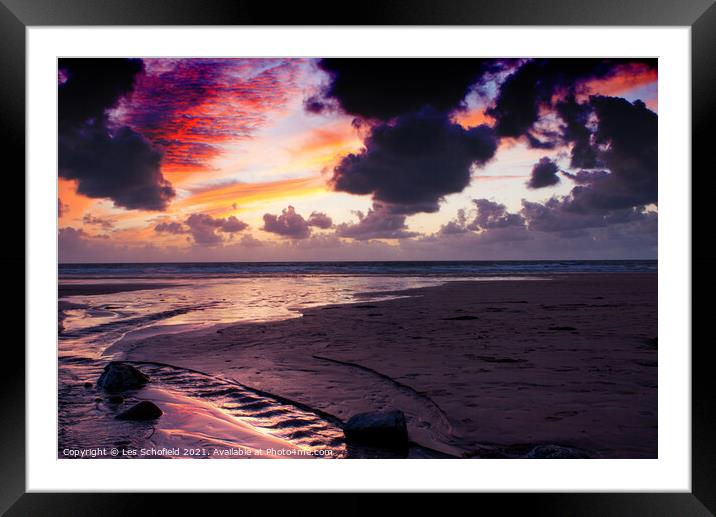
left=27, top=27, right=690, bottom=492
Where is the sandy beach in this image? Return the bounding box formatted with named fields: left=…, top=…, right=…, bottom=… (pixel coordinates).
left=107, top=273, right=657, bottom=458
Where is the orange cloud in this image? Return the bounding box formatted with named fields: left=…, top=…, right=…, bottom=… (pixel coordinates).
left=582, top=63, right=657, bottom=98
left=452, top=108, right=495, bottom=129
left=176, top=176, right=328, bottom=216
left=285, top=121, right=363, bottom=169
left=58, top=178, right=95, bottom=222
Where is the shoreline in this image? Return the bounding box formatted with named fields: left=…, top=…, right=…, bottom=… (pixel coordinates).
left=109, top=272, right=657, bottom=458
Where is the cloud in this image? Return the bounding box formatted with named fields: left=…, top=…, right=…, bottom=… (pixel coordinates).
left=521, top=198, right=606, bottom=233
left=521, top=199, right=656, bottom=235
left=470, top=199, right=525, bottom=230
left=313, top=59, right=500, bottom=120
left=555, top=95, right=599, bottom=169
left=527, top=157, right=561, bottom=189
left=237, top=233, right=264, bottom=248
left=303, top=94, right=338, bottom=115
left=184, top=213, right=249, bottom=245
left=331, top=110, right=498, bottom=214
left=58, top=198, right=69, bottom=218
left=154, top=221, right=189, bottom=234
left=221, top=216, right=250, bottom=233
left=59, top=125, right=175, bottom=211
left=335, top=203, right=419, bottom=240
left=440, top=199, right=524, bottom=235
left=58, top=58, right=176, bottom=211
left=511, top=96, right=657, bottom=236
left=439, top=208, right=469, bottom=235
left=429, top=195, right=656, bottom=258
left=572, top=96, right=657, bottom=210
left=487, top=58, right=656, bottom=145
left=82, top=213, right=115, bottom=230
left=262, top=206, right=312, bottom=239
left=307, top=211, right=333, bottom=229
left=58, top=226, right=87, bottom=246
left=119, top=59, right=303, bottom=172
left=59, top=214, right=657, bottom=263
left=58, top=58, right=143, bottom=132
left=436, top=194, right=656, bottom=248
left=562, top=169, right=610, bottom=184
left=530, top=96, right=657, bottom=218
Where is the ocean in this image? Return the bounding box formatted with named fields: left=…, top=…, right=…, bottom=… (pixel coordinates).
left=59, top=260, right=657, bottom=278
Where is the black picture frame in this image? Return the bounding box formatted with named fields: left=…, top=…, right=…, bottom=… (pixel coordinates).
left=2, top=0, right=713, bottom=514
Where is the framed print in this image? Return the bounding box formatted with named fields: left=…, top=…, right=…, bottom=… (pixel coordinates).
left=3, top=0, right=715, bottom=514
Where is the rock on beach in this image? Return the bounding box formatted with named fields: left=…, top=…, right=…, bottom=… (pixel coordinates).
left=115, top=401, right=163, bottom=421
left=96, top=362, right=149, bottom=392
left=343, top=410, right=409, bottom=447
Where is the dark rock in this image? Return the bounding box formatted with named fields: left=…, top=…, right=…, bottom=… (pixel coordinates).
left=549, top=326, right=577, bottom=331
left=443, top=315, right=479, bottom=321
left=474, top=355, right=525, bottom=364
left=116, top=401, right=163, bottom=421
left=107, top=394, right=125, bottom=404
left=526, top=444, right=589, bottom=459
left=83, top=382, right=93, bottom=388
left=345, top=443, right=409, bottom=459
left=96, top=362, right=149, bottom=392
left=344, top=410, right=408, bottom=447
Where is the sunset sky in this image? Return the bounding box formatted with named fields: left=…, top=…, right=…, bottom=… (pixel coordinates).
left=58, top=58, right=657, bottom=262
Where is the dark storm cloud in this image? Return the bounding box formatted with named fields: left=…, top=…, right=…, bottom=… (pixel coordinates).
left=307, top=211, right=333, bottom=229
left=59, top=126, right=175, bottom=211
left=313, top=59, right=507, bottom=215
left=58, top=58, right=143, bottom=132
left=555, top=95, right=599, bottom=169
left=573, top=96, right=658, bottom=210
left=58, top=58, right=176, bottom=211
left=487, top=58, right=656, bottom=144
left=314, top=59, right=501, bottom=120
left=331, top=110, right=498, bottom=214
left=335, top=204, right=418, bottom=241
left=183, top=213, right=249, bottom=246
left=262, top=206, right=312, bottom=239
left=515, top=96, right=657, bottom=235
left=527, top=157, right=561, bottom=189
left=535, top=96, right=657, bottom=217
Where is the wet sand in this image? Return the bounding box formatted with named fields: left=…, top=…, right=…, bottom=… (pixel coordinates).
left=113, top=273, right=657, bottom=458
left=59, top=283, right=181, bottom=297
